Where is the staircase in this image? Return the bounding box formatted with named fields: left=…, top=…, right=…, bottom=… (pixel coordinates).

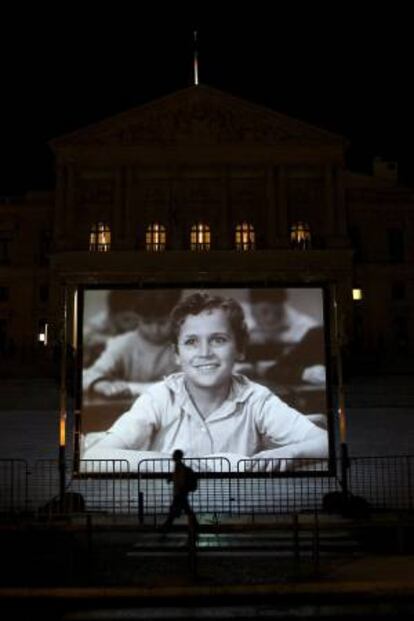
left=126, top=516, right=363, bottom=570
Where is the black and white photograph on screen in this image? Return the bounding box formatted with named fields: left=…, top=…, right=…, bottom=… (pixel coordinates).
left=80, top=287, right=329, bottom=473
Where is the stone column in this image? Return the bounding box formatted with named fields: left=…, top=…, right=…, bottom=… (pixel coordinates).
left=55, top=162, right=67, bottom=242
left=335, top=167, right=347, bottom=237
left=169, top=169, right=183, bottom=250
left=324, top=164, right=335, bottom=237
left=219, top=167, right=231, bottom=250
left=66, top=164, right=76, bottom=245
left=124, top=166, right=134, bottom=247
left=114, top=167, right=126, bottom=244
left=266, top=166, right=277, bottom=248
left=276, top=165, right=288, bottom=246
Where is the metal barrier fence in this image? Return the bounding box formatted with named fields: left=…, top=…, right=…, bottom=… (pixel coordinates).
left=348, top=456, right=413, bottom=511
left=137, top=457, right=233, bottom=520
left=0, top=456, right=413, bottom=516
left=0, top=459, right=28, bottom=513
left=32, top=459, right=132, bottom=515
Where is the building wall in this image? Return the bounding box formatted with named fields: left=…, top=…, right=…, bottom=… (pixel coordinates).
left=347, top=182, right=414, bottom=354
left=0, top=194, right=53, bottom=365
left=1, top=88, right=414, bottom=372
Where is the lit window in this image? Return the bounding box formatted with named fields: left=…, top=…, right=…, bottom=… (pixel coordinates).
left=352, top=288, right=363, bottom=301
left=290, top=222, right=311, bottom=249
left=146, top=223, right=166, bottom=252
left=191, top=223, right=211, bottom=251
left=235, top=222, right=255, bottom=251
left=89, top=222, right=111, bottom=252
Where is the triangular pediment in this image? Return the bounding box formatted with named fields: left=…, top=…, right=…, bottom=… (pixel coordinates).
left=51, top=85, right=345, bottom=149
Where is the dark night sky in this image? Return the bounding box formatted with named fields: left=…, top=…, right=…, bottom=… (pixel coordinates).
left=0, top=8, right=413, bottom=194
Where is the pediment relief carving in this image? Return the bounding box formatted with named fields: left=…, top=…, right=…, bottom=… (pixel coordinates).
left=53, top=87, right=343, bottom=149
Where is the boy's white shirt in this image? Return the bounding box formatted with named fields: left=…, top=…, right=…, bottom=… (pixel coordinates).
left=83, top=372, right=328, bottom=471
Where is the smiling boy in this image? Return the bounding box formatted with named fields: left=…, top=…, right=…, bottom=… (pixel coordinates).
left=83, top=292, right=328, bottom=471
left=83, top=290, right=181, bottom=398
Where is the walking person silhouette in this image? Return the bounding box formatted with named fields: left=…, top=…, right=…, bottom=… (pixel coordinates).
left=160, top=449, right=198, bottom=536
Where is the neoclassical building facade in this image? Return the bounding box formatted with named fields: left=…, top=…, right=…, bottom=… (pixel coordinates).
left=1, top=85, right=413, bottom=371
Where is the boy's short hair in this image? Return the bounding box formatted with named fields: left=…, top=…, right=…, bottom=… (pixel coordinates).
left=107, top=290, right=141, bottom=315
left=171, top=292, right=249, bottom=352
left=249, top=288, right=287, bottom=305
left=136, top=290, right=182, bottom=319
left=107, top=289, right=182, bottom=319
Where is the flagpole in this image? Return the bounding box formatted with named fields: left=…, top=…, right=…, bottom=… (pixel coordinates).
left=193, top=30, right=199, bottom=85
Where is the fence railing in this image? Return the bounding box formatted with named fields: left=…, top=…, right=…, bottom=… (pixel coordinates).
left=348, top=456, right=413, bottom=511
left=0, top=456, right=413, bottom=517
left=0, top=459, right=28, bottom=513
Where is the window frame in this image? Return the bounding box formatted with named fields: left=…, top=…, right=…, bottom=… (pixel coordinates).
left=235, top=222, right=256, bottom=251
left=290, top=221, right=312, bottom=249
left=89, top=222, right=111, bottom=252
left=145, top=222, right=166, bottom=252
left=190, top=222, right=211, bottom=251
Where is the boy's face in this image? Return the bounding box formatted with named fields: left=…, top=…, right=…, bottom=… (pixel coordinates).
left=113, top=310, right=139, bottom=333
left=252, top=301, right=286, bottom=330
left=176, top=308, right=240, bottom=392
left=138, top=316, right=172, bottom=345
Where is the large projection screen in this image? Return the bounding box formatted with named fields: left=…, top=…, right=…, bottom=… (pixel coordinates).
left=78, top=286, right=332, bottom=473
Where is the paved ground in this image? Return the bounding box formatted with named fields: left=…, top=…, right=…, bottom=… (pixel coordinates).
left=0, top=511, right=413, bottom=586
left=1, top=372, right=414, bottom=617
left=0, top=521, right=414, bottom=619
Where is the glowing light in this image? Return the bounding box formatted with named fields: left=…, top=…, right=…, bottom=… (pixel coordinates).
left=290, top=222, right=311, bottom=249
left=146, top=223, right=166, bottom=251
left=38, top=322, right=48, bottom=346
left=191, top=223, right=210, bottom=251
left=352, top=288, right=363, bottom=301
left=59, top=412, right=67, bottom=446
left=236, top=222, right=255, bottom=251
left=89, top=222, right=111, bottom=252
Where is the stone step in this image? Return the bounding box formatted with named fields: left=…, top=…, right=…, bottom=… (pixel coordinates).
left=126, top=530, right=362, bottom=558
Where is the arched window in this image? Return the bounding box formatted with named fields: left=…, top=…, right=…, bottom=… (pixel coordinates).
left=146, top=223, right=166, bottom=251
left=235, top=222, right=255, bottom=251
left=190, top=223, right=211, bottom=251
left=89, top=222, right=111, bottom=252
left=290, top=221, right=311, bottom=250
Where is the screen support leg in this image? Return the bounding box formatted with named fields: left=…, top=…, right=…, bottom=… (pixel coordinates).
left=333, top=285, right=350, bottom=499
left=58, top=285, right=68, bottom=512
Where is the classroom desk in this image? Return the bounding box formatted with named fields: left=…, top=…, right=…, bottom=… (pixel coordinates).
left=80, top=381, right=327, bottom=435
